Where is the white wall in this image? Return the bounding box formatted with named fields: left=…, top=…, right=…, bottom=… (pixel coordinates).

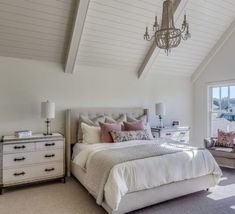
left=193, top=31, right=235, bottom=147
left=0, top=56, right=192, bottom=139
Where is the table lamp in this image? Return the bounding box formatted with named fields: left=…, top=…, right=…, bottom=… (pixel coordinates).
left=155, top=103, right=166, bottom=128
left=41, top=101, right=55, bottom=136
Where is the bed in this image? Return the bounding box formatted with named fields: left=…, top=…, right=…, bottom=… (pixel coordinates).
left=65, top=107, right=222, bottom=214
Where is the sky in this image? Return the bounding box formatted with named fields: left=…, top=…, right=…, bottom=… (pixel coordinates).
left=213, top=85, right=235, bottom=99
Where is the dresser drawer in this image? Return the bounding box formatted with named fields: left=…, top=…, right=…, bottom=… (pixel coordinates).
left=36, top=140, right=64, bottom=150
left=3, top=162, right=64, bottom=185
left=161, top=131, right=174, bottom=138
left=3, top=152, right=34, bottom=168
left=3, top=149, right=64, bottom=168
left=3, top=143, right=35, bottom=154
left=36, top=149, right=64, bottom=164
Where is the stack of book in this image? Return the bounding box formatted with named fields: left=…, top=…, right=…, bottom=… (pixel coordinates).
left=15, top=130, right=32, bottom=138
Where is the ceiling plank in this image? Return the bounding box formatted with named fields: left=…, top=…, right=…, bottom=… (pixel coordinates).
left=65, top=0, right=90, bottom=73
left=138, top=0, right=189, bottom=79
left=191, top=19, right=235, bottom=83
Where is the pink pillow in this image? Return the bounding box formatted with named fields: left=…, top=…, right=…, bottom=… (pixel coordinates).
left=99, top=122, right=122, bottom=143
left=216, top=130, right=235, bottom=148
left=123, top=120, right=145, bottom=131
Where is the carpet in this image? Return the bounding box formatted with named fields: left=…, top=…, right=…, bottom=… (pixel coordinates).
left=0, top=168, right=234, bottom=214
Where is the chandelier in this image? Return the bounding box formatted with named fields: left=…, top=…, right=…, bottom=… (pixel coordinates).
left=144, top=0, right=191, bottom=55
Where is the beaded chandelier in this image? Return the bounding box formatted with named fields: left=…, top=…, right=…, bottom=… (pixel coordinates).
left=144, top=0, right=191, bottom=55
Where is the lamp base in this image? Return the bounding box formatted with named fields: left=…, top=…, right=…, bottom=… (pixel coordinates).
left=44, top=119, right=53, bottom=136
left=157, top=115, right=164, bottom=128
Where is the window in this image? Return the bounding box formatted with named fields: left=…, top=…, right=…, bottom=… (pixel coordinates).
left=209, top=84, right=235, bottom=137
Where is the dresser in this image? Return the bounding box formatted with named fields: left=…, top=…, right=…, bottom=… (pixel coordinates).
left=151, top=127, right=190, bottom=144
left=0, top=133, right=65, bottom=194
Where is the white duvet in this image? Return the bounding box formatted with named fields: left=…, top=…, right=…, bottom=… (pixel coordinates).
left=73, top=139, right=222, bottom=210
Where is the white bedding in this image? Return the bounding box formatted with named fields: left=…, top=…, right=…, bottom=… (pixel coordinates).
left=72, top=139, right=222, bottom=210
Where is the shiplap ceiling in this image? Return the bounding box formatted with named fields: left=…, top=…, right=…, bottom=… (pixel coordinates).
left=0, top=0, right=77, bottom=63
left=76, top=0, right=235, bottom=76
left=0, top=0, right=234, bottom=77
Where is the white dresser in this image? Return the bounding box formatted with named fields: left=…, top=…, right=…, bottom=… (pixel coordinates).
left=151, top=127, right=190, bottom=144
left=0, top=133, right=65, bottom=194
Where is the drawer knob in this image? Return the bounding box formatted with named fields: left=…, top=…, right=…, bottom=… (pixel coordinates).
left=44, top=154, right=55, bottom=158
left=14, top=145, right=26, bottom=149
left=180, top=132, right=186, bottom=135
left=166, top=133, right=172, bottom=136
left=45, top=168, right=55, bottom=172
left=14, top=172, right=25, bottom=176
left=14, top=157, right=26, bottom=161
left=45, top=143, right=55, bottom=147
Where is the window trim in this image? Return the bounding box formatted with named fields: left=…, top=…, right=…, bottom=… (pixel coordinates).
left=207, top=80, right=235, bottom=137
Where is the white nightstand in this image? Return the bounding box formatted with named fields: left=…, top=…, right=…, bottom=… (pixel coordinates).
left=0, top=133, right=65, bottom=194
left=151, top=127, right=190, bottom=144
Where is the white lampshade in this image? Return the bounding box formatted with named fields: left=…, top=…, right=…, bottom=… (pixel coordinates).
left=155, top=103, right=166, bottom=116
left=41, top=101, right=55, bottom=119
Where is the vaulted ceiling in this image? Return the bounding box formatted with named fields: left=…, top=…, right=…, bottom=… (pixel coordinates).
left=76, top=0, right=235, bottom=78
left=0, top=0, right=235, bottom=80
left=0, top=0, right=77, bottom=62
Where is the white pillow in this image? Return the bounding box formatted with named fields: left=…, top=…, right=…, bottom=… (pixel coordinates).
left=81, top=123, right=101, bottom=144
left=145, top=123, right=154, bottom=140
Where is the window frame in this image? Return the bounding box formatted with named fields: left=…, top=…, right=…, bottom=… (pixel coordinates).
left=207, top=81, right=235, bottom=138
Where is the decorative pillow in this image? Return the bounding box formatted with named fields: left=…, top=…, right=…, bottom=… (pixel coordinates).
left=77, top=115, right=105, bottom=142
left=110, top=130, right=153, bottom=143
left=127, top=114, right=148, bottom=123
left=216, top=130, right=235, bottom=148
left=105, top=114, right=127, bottom=124
left=99, top=122, right=122, bottom=143
left=81, top=123, right=101, bottom=144
left=123, top=120, right=145, bottom=131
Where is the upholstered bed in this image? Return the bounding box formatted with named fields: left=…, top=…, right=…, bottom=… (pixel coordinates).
left=66, top=107, right=222, bottom=214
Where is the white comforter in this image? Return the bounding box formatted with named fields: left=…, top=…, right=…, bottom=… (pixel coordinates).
left=73, top=139, right=222, bottom=210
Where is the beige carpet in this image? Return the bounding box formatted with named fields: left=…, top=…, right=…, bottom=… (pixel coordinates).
left=0, top=168, right=234, bottom=214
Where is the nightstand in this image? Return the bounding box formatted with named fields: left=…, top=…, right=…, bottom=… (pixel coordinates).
left=0, top=133, right=65, bottom=194
left=151, top=127, right=190, bottom=144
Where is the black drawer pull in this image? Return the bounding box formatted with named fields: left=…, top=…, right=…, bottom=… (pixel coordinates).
left=45, top=143, right=55, bottom=147
left=14, top=145, right=25, bottom=149
left=14, top=172, right=25, bottom=176
left=180, top=140, right=186, bottom=142
left=14, top=157, right=26, bottom=161
left=166, top=133, right=172, bottom=136
left=45, top=168, right=55, bottom=172
left=44, top=154, right=55, bottom=158
left=180, top=132, right=186, bottom=135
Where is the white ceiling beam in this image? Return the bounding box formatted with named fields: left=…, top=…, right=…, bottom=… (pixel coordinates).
left=65, top=0, right=90, bottom=74
left=191, top=19, right=235, bottom=83
left=138, top=0, right=189, bottom=79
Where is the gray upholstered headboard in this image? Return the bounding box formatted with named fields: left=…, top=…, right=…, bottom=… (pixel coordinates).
left=65, top=107, right=149, bottom=176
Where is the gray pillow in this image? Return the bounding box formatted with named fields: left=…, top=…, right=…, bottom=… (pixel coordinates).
left=127, top=114, right=148, bottom=123
left=105, top=114, right=127, bottom=124
left=77, top=115, right=105, bottom=142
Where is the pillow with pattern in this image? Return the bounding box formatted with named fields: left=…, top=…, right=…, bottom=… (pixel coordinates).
left=215, top=130, right=235, bottom=148
left=110, top=130, right=153, bottom=143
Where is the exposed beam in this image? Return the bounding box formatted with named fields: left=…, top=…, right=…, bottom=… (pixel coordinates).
left=138, top=0, right=189, bottom=79
left=191, top=19, right=235, bottom=83
left=65, top=0, right=90, bottom=74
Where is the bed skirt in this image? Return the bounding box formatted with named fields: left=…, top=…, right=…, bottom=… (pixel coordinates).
left=71, top=162, right=215, bottom=214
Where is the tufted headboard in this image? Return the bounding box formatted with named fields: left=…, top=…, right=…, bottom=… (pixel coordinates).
left=65, top=107, right=149, bottom=176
